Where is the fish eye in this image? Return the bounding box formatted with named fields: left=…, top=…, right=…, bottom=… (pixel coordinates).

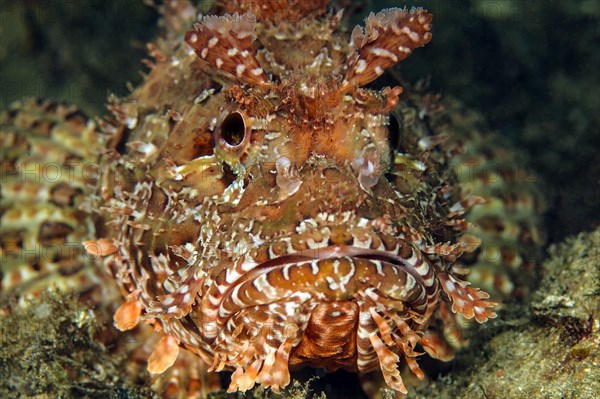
left=388, top=113, right=401, bottom=150
left=218, top=111, right=247, bottom=149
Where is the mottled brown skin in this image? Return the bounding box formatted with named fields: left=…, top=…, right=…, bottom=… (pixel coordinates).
left=91, top=2, right=502, bottom=395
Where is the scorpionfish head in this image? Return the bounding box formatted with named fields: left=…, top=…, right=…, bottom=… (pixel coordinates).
left=99, top=3, right=491, bottom=395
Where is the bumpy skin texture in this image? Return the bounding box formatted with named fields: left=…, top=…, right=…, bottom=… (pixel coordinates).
left=95, top=2, right=508, bottom=394
left=0, top=100, right=101, bottom=298
left=0, top=1, right=543, bottom=397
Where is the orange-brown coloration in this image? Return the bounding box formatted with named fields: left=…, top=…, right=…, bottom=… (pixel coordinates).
left=83, top=238, right=117, bottom=257
left=290, top=301, right=359, bottom=370
left=96, top=4, right=470, bottom=393
left=0, top=1, right=546, bottom=398
left=113, top=298, right=143, bottom=331
left=148, top=335, right=181, bottom=374
left=185, top=13, right=269, bottom=86
left=343, top=8, right=432, bottom=89
left=219, top=0, right=330, bottom=24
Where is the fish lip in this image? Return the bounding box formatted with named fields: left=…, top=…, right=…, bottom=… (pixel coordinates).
left=214, top=243, right=431, bottom=319
left=249, top=244, right=427, bottom=285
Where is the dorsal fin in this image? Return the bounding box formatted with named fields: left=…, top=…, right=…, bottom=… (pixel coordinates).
left=342, top=7, right=432, bottom=90
left=185, top=13, right=269, bottom=86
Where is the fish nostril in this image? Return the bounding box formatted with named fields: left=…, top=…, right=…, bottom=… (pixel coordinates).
left=275, top=156, right=302, bottom=198
left=352, top=151, right=381, bottom=191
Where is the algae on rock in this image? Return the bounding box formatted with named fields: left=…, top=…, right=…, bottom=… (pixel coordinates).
left=409, top=229, right=600, bottom=399
left=0, top=290, right=155, bottom=399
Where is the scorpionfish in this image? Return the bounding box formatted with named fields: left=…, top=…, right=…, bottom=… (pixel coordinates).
left=0, top=0, right=544, bottom=397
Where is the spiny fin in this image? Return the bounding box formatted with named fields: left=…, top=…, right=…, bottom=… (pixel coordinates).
left=438, top=272, right=497, bottom=323
left=185, top=13, right=269, bottom=86
left=343, top=7, right=432, bottom=89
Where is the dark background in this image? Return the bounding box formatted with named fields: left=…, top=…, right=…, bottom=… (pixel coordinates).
left=1, top=0, right=599, bottom=243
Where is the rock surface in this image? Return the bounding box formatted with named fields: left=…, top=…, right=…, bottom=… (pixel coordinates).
left=408, top=229, right=599, bottom=399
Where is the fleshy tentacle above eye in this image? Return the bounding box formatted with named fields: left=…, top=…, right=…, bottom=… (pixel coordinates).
left=342, top=7, right=433, bottom=90
left=185, top=13, right=270, bottom=86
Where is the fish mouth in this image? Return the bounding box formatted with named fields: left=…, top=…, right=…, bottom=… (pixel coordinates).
left=199, top=241, right=442, bottom=393
left=215, top=244, right=437, bottom=324
left=198, top=233, right=495, bottom=394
